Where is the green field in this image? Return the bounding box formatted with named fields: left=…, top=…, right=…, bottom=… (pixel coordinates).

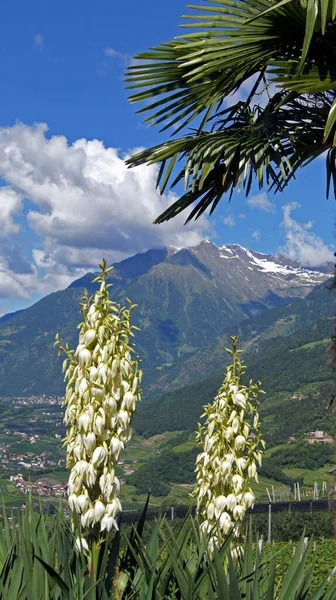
left=290, top=339, right=330, bottom=352
left=0, top=394, right=334, bottom=510
left=261, top=539, right=336, bottom=594
left=283, top=465, right=332, bottom=487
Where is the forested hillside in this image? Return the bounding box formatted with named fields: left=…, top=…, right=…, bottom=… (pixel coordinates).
left=134, top=281, right=336, bottom=445
left=0, top=242, right=329, bottom=397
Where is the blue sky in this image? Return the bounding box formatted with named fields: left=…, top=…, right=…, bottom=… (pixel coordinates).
left=0, top=0, right=334, bottom=313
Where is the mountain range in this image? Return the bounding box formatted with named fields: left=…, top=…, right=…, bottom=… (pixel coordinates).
left=128, top=275, right=336, bottom=498
left=134, top=277, right=336, bottom=436
left=0, top=241, right=332, bottom=398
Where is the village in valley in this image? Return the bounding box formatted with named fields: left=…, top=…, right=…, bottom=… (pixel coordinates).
left=0, top=391, right=332, bottom=509
left=0, top=395, right=141, bottom=506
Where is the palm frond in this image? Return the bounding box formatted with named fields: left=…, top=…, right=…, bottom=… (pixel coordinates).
left=126, top=0, right=336, bottom=222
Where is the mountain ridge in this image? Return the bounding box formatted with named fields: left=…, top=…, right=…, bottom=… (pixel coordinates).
left=0, top=241, right=331, bottom=397
left=134, top=281, right=336, bottom=444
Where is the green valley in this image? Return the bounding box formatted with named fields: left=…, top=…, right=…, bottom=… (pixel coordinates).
left=0, top=245, right=334, bottom=510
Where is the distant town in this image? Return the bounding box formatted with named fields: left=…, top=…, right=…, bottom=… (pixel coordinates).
left=9, top=473, right=66, bottom=497
left=0, top=394, right=333, bottom=507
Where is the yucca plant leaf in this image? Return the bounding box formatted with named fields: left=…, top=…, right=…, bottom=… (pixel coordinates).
left=139, top=568, right=156, bottom=600
left=155, top=515, right=201, bottom=596
left=6, top=563, right=24, bottom=599
left=19, top=535, right=37, bottom=600
left=265, top=560, right=276, bottom=600
left=160, top=530, right=194, bottom=599
left=309, top=576, right=330, bottom=600
left=102, top=529, right=120, bottom=597
left=159, top=513, right=192, bottom=564
left=122, top=493, right=150, bottom=578
left=83, top=578, right=106, bottom=600
left=252, top=538, right=261, bottom=599
left=0, top=539, right=17, bottom=587
left=34, top=554, right=70, bottom=597
left=123, top=525, right=161, bottom=593
left=277, top=531, right=311, bottom=600
left=227, top=552, right=241, bottom=600
left=239, top=522, right=254, bottom=597
left=213, top=546, right=230, bottom=598
left=207, top=577, right=217, bottom=600
left=2, top=501, right=13, bottom=550
left=299, top=561, right=316, bottom=598
left=0, top=577, right=8, bottom=600
left=323, top=577, right=336, bottom=599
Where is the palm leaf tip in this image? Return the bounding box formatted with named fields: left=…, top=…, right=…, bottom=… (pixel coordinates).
left=125, top=0, right=336, bottom=221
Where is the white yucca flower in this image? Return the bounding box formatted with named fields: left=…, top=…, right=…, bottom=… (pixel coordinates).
left=55, top=259, right=142, bottom=542
left=193, top=336, right=265, bottom=554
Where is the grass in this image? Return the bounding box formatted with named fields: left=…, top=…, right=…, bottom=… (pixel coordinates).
left=289, top=339, right=330, bottom=352
left=164, top=484, right=195, bottom=505
left=264, top=314, right=297, bottom=337
left=283, top=465, right=332, bottom=488
left=41, top=470, right=69, bottom=484
left=178, top=344, right=197, bottom=354
left=265, top=443, right=291, bottom=457
left=252, top=476, right=290, bottom=502
left=0, top=391, right=333, bottom=512
left=172, top=441, right=196, bottom=453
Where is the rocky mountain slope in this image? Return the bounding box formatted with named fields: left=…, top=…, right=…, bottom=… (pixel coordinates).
left=0, top=241, right=331, bottom=396
left=134, top=279, right=336, bottom=445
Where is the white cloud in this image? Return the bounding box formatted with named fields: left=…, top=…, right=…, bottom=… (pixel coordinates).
left=281, top=202, right=333, bottom=266
left=34, top=34, right=44, bottom=48
left=0, top=122, right=211, bottom=301
left=252, top=229, right=260, bottom=242
left=0, top=268, right=31, bottom=299
left=223, top=214, right=235, bottom=227
left=0, top=188, right=22, bottom=236
left=246, top=192, right=275, bottom=213
left=104, top=46, right=125, bottom=58
left=104, top=47, right=118, bottom=57
left=98, top=47, right=129, bottom=75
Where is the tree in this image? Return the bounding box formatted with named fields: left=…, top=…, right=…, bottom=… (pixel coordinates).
left=125, top=0, right=336, bottom=224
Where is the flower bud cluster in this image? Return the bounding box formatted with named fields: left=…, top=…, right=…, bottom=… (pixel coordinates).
left=193, top=336, right=265, bottom=551
left=55, top=260, right=142, bottom=536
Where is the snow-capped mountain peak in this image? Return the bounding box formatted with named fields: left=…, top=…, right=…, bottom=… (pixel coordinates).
left=187, top=240, right=331, bottom=300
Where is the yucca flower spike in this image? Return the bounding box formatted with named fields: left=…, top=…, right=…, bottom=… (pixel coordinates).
left=55, top=259, right=142, bottom=541
left=193, top=336, right=265, bottom=554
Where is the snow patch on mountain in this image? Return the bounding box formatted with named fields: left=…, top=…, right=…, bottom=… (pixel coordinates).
left=217, top=243, right=329, bottom=283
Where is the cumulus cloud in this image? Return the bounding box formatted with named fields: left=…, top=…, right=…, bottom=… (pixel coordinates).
left=223, top=214, right=235, bottom=227
left=34, top=34, right=44, bottom=48
left=0, top=188, right=22, bottom=236
left=0, top=267, right=31, bottom=299
left=0, top=122, right=211, bottom=301
left=246, top=192, right=275, bottom=212
left=281, top=202, right=333, bottom=266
